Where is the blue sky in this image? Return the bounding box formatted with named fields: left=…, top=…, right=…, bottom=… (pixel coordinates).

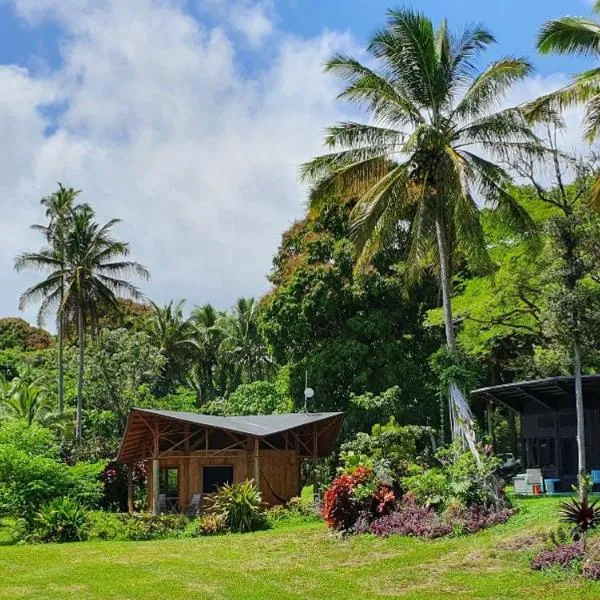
left=0, top=0, right=594, bottom=322
left=0, top=0, right=595, bottom=77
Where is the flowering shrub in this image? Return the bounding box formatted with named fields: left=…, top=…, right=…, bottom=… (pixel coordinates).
left=531, top=542, right=585, bottom=571
left=194, top=513, right=227, bottom=536
left=322, top=466, right=395, bottom=532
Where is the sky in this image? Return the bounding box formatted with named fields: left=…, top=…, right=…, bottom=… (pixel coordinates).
left=0, top=0, right=596, bottom=326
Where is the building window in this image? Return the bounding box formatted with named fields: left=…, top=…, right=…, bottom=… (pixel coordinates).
left=159, top=467, right=178, bottom=497
left=203, top=466, right=234, bottom=493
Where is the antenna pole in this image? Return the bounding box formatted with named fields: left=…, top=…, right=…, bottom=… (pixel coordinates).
left=304, top=370, right=308, bottom=412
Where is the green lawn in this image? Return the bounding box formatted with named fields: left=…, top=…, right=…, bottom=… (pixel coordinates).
left=0, top=497, right=598, bottom=599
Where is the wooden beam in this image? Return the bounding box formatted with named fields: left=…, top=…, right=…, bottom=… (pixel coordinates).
left=152, top=458, right=160, bottom=516
left=127, top=464, right=134, bottom=514
left=253, top=437, right=260, bottom=490
left=514, top=387, right=554, bottom=411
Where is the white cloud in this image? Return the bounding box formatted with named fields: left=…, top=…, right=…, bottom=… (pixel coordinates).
left=0, top=0, right=355, bottom=323
left=0, top=0, right=593, bottom=326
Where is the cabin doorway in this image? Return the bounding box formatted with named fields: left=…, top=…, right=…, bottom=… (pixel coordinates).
left=159, top=467, right=179, bottom=512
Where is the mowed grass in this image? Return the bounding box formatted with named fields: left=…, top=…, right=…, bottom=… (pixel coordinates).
left=0, top=497, right=598, bottom=599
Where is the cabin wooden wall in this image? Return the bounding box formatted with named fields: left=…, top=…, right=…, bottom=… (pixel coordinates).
left=147, top=449, right=301, bottom=512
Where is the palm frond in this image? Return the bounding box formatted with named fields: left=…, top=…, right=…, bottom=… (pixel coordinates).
left=537, top=17, right=600, bottom=56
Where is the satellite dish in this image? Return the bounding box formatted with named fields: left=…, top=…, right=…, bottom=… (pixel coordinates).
left=304, top=387, right=314, bottom=398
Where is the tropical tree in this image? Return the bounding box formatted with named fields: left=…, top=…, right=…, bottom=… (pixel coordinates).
left=16, top=207, right=149, bottom=441
left=16, top=184, right=84, bottom=413
left=536, top=1, right=600, bottom=143
left=0, top=371, right=54, bottom=426
left=185, top=304, right=224, bottom=404
left=301, top=8, right=540, bottom=354
left=146, top=300, right=191, bottom=394
left=219, top=298, right=275, bottom=385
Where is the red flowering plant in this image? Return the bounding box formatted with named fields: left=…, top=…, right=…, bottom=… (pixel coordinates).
left=322, top=466, right=395, bottom=532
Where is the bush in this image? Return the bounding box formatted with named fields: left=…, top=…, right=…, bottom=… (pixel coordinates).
left=583, top=561, right=600, bottom=580
left=322, top=466, right=395, bottom=532
left=212, top=480, right=266, bottom=533
left=88, top=511, right=123, bottom=541
left=32, top=497, right=90, bottom=543
left=266, top=497, right=320, bottom=524
left=531, top=542, right=585, bottom=571
left=0, top=446, right=105, bottom=524
left=559, top=497, right=600, bottom=538
left=194, top=513, right=227, bottom=536
left=121, top=513, right=188, bottom=541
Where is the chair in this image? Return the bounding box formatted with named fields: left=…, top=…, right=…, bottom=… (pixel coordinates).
left=592, top=470, right=600, bottom=492
left=185, top=493, right=203, bottom=517
left=158, top=493, right=167, bottom=514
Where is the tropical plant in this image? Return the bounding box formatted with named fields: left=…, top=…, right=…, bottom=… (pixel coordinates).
left=147, top=300, right=191, bottom=394
left=536, top=1, right=600, bottom=143
left=1, top=375, right=55, bottom=426
left=16, top=206, right=149, bottom=441
left=559, top=497, right=600, bottom=538
left=301, top=8, right=540, bottom=354
left=15, top=184, right=85, bottom=413
left=211, top=480, right=267, bottom=533
left=219, top=298, right=275, bottom=385
left=33, top=497, right=90, bottom=543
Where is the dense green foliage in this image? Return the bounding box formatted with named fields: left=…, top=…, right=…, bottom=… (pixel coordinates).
left=212, top=480, right=267, bottom=533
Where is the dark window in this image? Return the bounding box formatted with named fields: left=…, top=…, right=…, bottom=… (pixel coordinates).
left=538, top=415, right=554, bottom=429
left=203, top=466, right=234, bottom=493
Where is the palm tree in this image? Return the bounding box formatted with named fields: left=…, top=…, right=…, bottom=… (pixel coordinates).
left=301, top=8, right=540, bottom=353
left=536, top=1, right=600, bottom=142
left=219, top=298, right=274, bottom=384
left=23, top=184, right=85, bottom=413
left=2, top=377, right=54, bottom=427
left=16, top=208, right=149, bottom=441
left=185, top=304, right=224, bottom=404
left=147, top=300, right=191, bottom=393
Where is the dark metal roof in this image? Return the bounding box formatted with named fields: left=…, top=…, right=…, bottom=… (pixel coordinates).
left=471, top=375, right=600, bottom=413
left=117, top=408, right=344, bottom=462
left=132, top=408, right=343, bottom=437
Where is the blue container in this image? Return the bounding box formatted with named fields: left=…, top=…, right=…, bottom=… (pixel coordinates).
left=545, top=478, right=560, bottom=495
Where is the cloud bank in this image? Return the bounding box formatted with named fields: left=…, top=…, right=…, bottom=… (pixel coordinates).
left=0, top=0, right=590, bottom=325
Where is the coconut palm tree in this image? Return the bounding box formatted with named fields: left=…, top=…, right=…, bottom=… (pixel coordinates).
left=301, top=8, right=541, bottom=352
left=219, top=298, right=275, bottom=384
left=147, top=300, right=192, bottom=393
left=23, top=184, right=85, bottom=413
left=16, top=208, right=149, bottom=441
left=185, top=304, right=224, bottom=404
left=536, top=1, right=600, bottom=143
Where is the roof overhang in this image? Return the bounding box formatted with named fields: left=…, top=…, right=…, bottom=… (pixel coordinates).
left=471, top=375, right=600, bottom=414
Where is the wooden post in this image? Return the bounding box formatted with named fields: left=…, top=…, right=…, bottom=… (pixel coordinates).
left=152, top=458, right=160, bottom=515
left=253, top=437, right=260, bottom=489
left=127, top=464, right=134, bottom=514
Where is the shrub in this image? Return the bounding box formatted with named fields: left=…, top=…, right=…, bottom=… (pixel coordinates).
left=266, top=497, right=320, bottom=525
left=559, top=497, right=600, bottom=538
left=194, top=513, right=227, bottom=536
left=121, top=513, right=188, bottom=541
left=370, top=496, right=452, bottom=539
left=32, top=497, right=90, bottom=543
left=322, top=466, right=395, bottom=532
left=88, top=511, right=123, bottom=541
left=212, top=480, right=266, bottom=533
left=531, top=542, right=585, bottom=571
left=583, top=561, right=600, bottom=580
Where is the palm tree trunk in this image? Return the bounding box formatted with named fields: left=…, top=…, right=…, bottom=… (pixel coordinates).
left=435, top=212, right=456, bottom=351
left=573, top=326, right=587, bottom=502
left=57, top=311, right=64, bottom=414
left=76, top=305, right=84, bottom=443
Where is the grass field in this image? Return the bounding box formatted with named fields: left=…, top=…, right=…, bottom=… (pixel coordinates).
left=0, top=496, right=598, bottom=599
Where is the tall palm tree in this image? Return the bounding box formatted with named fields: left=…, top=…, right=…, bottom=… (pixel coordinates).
left=16, top=208, right=149, bottom=441
left=301, top=9, right=540, bottom=353
left=184, top=304, right=222, bottom=404
left=147, top=300, right=192, bottom=393
left=536, top=1, right=600, bottom=143
left=24, top=184, right=84, bottom=413
left=219, top=298, right=274, bottom=384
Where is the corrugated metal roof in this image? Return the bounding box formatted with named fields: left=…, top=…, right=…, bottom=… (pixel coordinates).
left=132, top=408, right=343, bottom=437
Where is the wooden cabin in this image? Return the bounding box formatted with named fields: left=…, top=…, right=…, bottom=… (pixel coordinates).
left=117, top=408, right=344, bottom=513
left=471, top=375, right=600, bottom=490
